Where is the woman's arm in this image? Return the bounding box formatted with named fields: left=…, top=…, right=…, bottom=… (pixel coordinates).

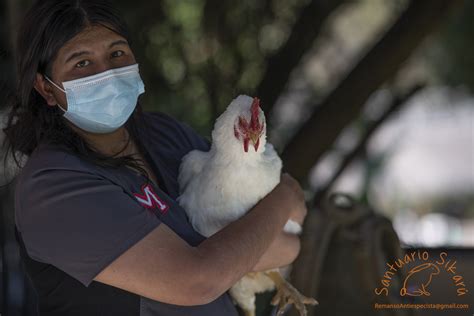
left=251, top=231, right=301, bottom=272
left=94, top=173, right=307, bottom=305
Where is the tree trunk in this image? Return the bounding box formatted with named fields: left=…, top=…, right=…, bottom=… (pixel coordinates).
left=312, top=83, right=424, bottom=207
left=281, top=0, right=464, bottom=184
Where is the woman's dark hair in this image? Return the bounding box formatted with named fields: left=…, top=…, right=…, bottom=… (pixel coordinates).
left=1, top=0, right=153, bottom=187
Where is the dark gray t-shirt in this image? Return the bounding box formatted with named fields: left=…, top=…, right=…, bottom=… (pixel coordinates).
left=14, top=111, right=239, bottom=316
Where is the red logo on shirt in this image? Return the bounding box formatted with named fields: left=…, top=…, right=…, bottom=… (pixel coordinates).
left=133, top=183, right=169, bottom=214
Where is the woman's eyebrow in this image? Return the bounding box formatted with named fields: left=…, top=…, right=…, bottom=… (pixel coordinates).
left=65, top=51, right=90, bottom=64
left=109, top=39, right=128, bottom=48
left=64, top=40, right=128, bottom=64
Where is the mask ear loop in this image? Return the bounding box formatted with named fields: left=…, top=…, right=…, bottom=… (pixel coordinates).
left=43, top=75, right=67, bottom=113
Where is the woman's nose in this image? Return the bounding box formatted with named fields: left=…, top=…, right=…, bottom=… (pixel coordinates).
left=94, top=61, right=113, bottom=74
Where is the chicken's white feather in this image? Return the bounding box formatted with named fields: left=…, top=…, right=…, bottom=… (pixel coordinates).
left=177, top=149, right=208, bottom=192
left=177, top=94, right=301, bottom=314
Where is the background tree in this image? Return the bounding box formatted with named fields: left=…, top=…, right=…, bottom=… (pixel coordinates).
left=0, top=1, right=471, bottom=315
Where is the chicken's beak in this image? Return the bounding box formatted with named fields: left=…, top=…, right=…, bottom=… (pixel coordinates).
left=249, top=133, right=260, bottom=152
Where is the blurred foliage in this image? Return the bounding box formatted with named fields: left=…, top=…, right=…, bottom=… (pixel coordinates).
left=113, top=0, right=310, bottom=136
left=425, top=0, right=474, bottom=92
left=2, top=0, right=470, bottom=134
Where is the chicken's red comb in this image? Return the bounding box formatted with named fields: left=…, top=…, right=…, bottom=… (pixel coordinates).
left=251, top=97, right=260, bottom=118
left=250, top=97, right=261, bottom=130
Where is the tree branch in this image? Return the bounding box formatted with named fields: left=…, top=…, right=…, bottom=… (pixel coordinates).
left=281, top=0, right=464, bottom=183
left=312, top=83, right=425, bottom=207
left=257, top=0, right=344, bottom=114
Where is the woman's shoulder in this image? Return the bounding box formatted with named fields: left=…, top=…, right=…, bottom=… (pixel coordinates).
left=140, top=110, right=200, bottom=138
left=12, top=142, right=107, bottom=231
left=19, top=142, right=97, bottom=177
left=14, top=142, right=102, bottom=198
left=140, top=111, right=211, bottom=152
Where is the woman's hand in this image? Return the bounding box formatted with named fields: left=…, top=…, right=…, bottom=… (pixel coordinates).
left=251, top=230, right=301, bottom=272
left=278, top=173, right=308, bottom=226
left=250, top=173, right=307, bottom=272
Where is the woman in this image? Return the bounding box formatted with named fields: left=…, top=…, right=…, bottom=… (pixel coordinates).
left=2, top=0, right=307, bottom=315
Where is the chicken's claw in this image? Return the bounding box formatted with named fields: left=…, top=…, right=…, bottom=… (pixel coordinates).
left=265, top=271, right=318, bottom=316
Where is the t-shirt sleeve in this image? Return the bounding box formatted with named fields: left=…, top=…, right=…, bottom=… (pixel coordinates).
left=15, top=167, right=162, bottom=287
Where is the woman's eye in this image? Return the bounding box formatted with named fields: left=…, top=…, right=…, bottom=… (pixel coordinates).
left=75, top=60, right=90, bottom=68
left=111, top=50, right=124, bottom=58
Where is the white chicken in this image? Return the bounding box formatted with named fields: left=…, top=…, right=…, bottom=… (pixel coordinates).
left=177, top=95, right=317, bottom=316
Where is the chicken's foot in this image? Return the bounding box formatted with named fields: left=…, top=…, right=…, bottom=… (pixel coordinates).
left=264, top=271, right=318, bottom=316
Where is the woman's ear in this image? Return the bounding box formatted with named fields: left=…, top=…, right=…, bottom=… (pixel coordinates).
left=33, top=73, right=59, bottom=106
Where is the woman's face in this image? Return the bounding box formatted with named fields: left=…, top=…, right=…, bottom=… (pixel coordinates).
left=35, top=24, right=137, bottom=110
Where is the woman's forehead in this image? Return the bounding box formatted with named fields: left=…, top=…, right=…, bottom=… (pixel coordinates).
left=57, top=25, right=127, bottom=59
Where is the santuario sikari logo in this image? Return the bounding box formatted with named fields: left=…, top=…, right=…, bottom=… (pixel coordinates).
left=374, top=250, right=468, bottom=297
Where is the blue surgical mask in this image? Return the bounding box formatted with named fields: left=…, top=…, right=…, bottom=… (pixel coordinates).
left=44, top=63, right=145, bottom=134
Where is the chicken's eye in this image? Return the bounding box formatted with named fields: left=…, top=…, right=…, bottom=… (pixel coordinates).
left=75, top=60, right=90, bottom=68
left=234, top=125, right=240, bottom=140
